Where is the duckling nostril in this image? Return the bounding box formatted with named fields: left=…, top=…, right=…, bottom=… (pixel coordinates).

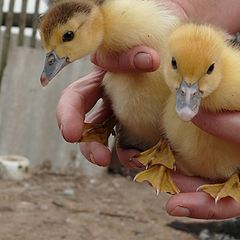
left=192, top=91, right=197, bottom=97
left=181, top=89, right=186, bottom=96
left=48, top=54, right=56, bottom=65
left=49, top=60, right=54, bottom=65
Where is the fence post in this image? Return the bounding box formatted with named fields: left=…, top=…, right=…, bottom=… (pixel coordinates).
left=18, top=0, right=28, bottom=46
left=0, top=0, right=15, bottom=86
left=30, top=0, right=40, bottom=48
left=0, top=0, right=3, bottom=30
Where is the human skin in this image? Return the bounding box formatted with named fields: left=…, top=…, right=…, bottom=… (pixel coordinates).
left=56, top=0, right=240, bottom=219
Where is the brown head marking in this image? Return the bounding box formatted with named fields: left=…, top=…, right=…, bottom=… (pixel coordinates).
left=94, top=0, right=105, bottom=5
left=40, top=1, right=92, bottom=43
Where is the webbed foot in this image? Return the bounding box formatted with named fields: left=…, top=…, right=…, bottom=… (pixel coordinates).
left=198, top=173, right=240, bottom=203
left=134, top=139, right=176, bottom=169
left=134, top=140, right=179, bottom=194
left=80, top=116, right=116, bottom=146
left=134, top=165, right=180, bottom=194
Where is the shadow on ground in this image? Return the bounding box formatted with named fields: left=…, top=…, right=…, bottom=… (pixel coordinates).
left=168, top=218, right=240, bottom=240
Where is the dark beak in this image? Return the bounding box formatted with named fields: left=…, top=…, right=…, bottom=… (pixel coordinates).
left=40, top=50, right=70, bottom=87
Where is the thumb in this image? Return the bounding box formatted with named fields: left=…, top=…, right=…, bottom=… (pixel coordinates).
left=166, top=192, right=240, bottom=219
left=92, top=46, right=160, bottom=72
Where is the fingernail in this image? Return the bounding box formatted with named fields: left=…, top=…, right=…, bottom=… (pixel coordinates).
left=90, top=153, right=97, bottom=165
left=170, top=206, right=191, bottom=217
left=134, top=52, right=153, bottom=71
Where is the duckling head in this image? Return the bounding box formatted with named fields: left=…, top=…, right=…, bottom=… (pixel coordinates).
left=163, top=23, right=226, bottom=121
left=39, top=0, right=104, bottom=86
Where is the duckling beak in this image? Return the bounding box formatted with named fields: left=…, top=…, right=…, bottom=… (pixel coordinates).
left=40, top=50, right=70, bottom=87
left=176, top=80, right=202, bottom=121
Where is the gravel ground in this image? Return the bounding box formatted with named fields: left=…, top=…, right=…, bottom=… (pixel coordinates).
left=0, top=171, right=238, bottom=240
left=0, top=171, right=198, bottom=240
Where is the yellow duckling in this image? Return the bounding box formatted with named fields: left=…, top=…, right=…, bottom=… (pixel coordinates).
left=162, top=23, right=240, bottom=202
left=39, top=0, right=181, bottom=194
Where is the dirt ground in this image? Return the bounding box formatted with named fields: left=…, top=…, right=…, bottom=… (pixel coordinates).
left=0, top=171, right=205, bottom=240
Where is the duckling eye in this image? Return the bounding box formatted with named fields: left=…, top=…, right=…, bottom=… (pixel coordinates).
left=207, top=63, right=215, bottom=75
left=171, top=57, right=177, bottom=70
left=62, top=31, right=75, bottom=42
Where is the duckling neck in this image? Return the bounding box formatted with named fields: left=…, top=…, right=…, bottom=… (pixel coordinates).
left=99, top=0, right=179, bottom=53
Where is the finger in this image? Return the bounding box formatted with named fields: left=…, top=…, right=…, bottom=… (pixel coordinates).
left=116, top=147, right=143, bottom=169
left=171, top=172, right=212, bottom=192
left=80, top=142, right=112, bottom=167
left=79, top=99, right=113, bottom=167
left=85, top=97, right=113, bottom=123
left=92, top=46, right=160, bottom=72
left=166, top=192, right=240, bottom=219
left=56, top=67, right=106, bottom=142
left=192, top=109, right=240, bottom=145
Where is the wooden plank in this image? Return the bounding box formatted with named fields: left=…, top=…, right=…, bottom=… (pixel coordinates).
left=30, top=0, right=40, bottom=48
left=1, top=12, right=38, bottom=28
left=18, top=0, right=28, bottom=46
left=0, top=0, right=15, bottom=85
left=0, top=0, right=3, bottom=30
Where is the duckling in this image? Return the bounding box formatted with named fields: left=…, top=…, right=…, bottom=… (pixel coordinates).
left=39, top=0, right=181, bottom=194
left=162, top=23, right=240, bottom=202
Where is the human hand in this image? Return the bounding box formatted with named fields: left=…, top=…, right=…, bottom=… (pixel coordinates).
left=193, top=110, right=240, bottom=145
left=56, top=45, right=161, bottom=167
left=165, top=110, right=240, bottom=220
left=113, top=0, right=240, bottom=220
left=56, top=0, right=189, bottom=167
left=56, top=0, right=240, bottom=219
left=56, top=67, right=113, bottom=166
left=166, top=172, right=240, bottom=219
left=117, top=109, right=240, bottom=220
